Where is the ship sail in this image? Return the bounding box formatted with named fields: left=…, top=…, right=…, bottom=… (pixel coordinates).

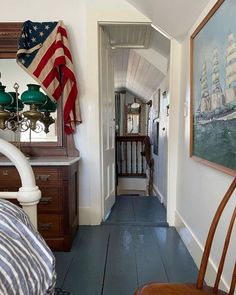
left=200, top=62, right=210, bottom=114
left=225, top=32, right=236, bottom=108
left=211, top=48, right=224, bottom=114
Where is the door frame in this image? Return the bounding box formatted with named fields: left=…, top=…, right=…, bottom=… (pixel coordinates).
left=98, top=21, right=180, bottom=225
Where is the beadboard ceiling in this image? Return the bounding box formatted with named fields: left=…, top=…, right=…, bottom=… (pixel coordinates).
left=102, top=24, right=170, bottom=100
left=113, top=48, right=165, bottom=99
left=105, top=24, right=152, bottom=49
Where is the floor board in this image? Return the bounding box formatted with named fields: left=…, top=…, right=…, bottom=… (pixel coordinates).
left=54, top=196, right=198, bottom=295
left=134, top=226, right=168, bottom=287
left=102, top=226, right=138, bottom=295
left=57, top=226, right=110, bottom=295
left=151, top=227, right=199, bottom=282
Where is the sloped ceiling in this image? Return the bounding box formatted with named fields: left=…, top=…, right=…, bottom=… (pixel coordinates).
left=113, top=49, right=165, bottom=99
left=103, top=24, right=170, bottom=100
left=101, top=1, right=212, bottom=100
left=126, top=0, right=211, bottom=40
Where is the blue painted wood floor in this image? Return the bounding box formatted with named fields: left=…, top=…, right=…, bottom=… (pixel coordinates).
left=54, top=196, right=198, bottom=295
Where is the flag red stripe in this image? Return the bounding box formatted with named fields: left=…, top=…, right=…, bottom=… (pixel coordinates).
left=52, top=84, right=62, bottom=100
left=34, top=41, right=72, bottom=78
left=33, top=41, right=56, bottom=77
left=57, top=26, right=68, bottom=38
left=54, top=40, right=72, bottom=62
left=61, top=66, right=76, bottom=83
left=64, top=83, right=77, bottom=121
left=54, top=56, right=66, bottom=68
left=42, top=68, right=58, bottom=88
left=61, top=74, right=69, bottom=89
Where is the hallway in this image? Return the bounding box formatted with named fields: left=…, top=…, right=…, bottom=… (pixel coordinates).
left=54, top=196, right=198, bottom=295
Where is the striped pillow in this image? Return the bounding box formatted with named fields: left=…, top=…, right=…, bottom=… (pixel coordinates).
left=0, top=199, right=56, bottom=295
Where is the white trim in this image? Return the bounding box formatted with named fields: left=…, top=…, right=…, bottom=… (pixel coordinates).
left=175, top=210, right=229, bottom=292
left=79, top=207, right=91, bottom=225
left=98, top=25, right=105, bottom=222
left=0, top=157, right=81, bottom=166
left=98, top=21, right=151, bottom=26
left=166, top=39, right=182, bottom=226
left=151, top=23, right=172, bottom=40
left=153, top=183, right=164, bottom=203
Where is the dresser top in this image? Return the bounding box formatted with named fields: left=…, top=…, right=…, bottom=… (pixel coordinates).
left=0, top=156, right=81, bottom=166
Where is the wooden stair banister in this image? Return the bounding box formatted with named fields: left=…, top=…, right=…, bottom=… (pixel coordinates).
left=141, top=136, right=154, bottom=195
left=116, top=135, right=147, bottom=177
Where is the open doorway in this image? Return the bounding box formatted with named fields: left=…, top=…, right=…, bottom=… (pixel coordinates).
left=99, top=22, right=171, bottom=221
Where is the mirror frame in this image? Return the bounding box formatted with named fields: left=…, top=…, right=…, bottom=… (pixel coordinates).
left=124, top=104, right=141, bottom=135
left=0, top=22, right=79, bottom=157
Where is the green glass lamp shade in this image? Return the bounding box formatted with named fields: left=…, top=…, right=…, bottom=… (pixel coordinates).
left=21, top=84, right=46, bottom=105
left=5, top=92, right=24, bottom=112
left=38, top=95, right=57, bottom=112
left=0, top=85, right=13, bottom=106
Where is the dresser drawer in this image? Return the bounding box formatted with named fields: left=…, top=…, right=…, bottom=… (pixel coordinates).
left=0, top=168, right=21, bottom=187
left=0, top=160, right=79, bottom=251
left=34, top=167, right=62, bottom=186
left=38, top=214, right=63, bottom=237
left=0, top=167, right=64, bottom=187
left=38, top=188, right=63, bottom=212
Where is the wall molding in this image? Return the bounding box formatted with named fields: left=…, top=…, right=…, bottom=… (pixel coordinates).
left=153, top=183, right=164, bottom=203
left=175, top=210, right=228, bottom=292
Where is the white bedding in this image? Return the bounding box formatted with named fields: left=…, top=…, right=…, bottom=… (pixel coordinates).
left=0, top=199, right=56, bottom=295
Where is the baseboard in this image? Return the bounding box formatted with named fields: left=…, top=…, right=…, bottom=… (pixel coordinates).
left=79, top=207, right=91, bottom=225
left=153, top=183, right=164, bottom=203
left=175, top=210, right=228, bottom=292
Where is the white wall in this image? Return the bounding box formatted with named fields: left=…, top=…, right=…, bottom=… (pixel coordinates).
left=0, top=0, right=151, bottom=225
left=175, top=0, right=236, bottom=290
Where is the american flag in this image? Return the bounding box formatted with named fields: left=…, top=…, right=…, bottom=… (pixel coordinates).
left=16, top=20, right=81, bottom=134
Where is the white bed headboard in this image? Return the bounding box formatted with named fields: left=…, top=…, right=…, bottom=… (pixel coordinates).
left=0, top=138, right=41, bottom=228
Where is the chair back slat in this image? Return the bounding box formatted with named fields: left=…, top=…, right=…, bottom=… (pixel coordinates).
left=229, top=263, right=236, bottom=295
left=196, top=177, right=236, bottom=290
left=213, top=206, right=236, bottom=293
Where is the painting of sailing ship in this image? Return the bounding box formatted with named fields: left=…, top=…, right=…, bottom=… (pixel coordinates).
left=191, top=0, right=236, bottom=173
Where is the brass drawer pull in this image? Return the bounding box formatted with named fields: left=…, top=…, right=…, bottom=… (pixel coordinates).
left=3, top=170, right=8, bottom=176
left=36, top=174, right=51, bottom=182
left=40, top=197, right=53, bottom=205
left=39, top=223, right=53, bottom=230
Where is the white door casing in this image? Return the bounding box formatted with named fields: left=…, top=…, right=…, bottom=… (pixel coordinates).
left=99, top=27, right=116, bottom=220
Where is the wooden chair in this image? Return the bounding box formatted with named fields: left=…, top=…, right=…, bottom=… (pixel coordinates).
left=134, top=177, right=236, bottom=295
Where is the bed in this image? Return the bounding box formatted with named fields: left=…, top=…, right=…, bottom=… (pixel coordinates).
left=0, top=139, right=56, bottom=294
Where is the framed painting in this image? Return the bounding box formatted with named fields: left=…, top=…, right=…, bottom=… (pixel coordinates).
left=190, top=0, right=236, bottom=176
